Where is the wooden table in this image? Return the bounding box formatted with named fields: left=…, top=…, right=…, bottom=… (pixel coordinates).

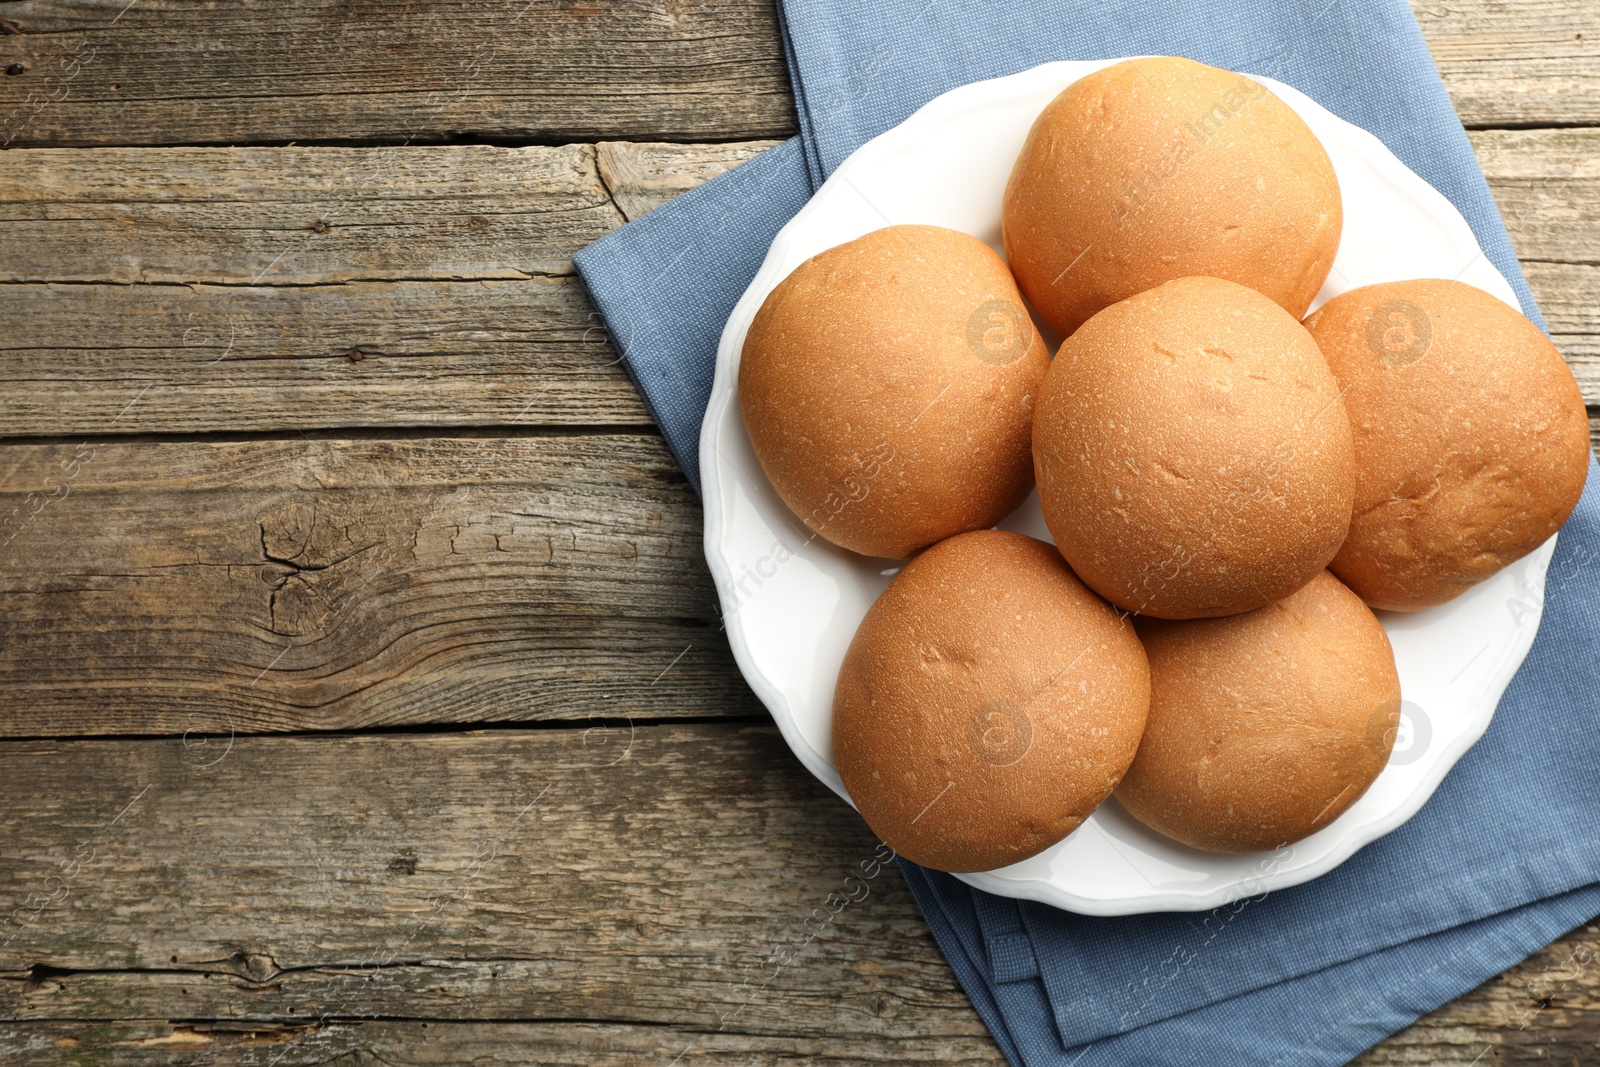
left=0, top=2, right=1595, bottom=1063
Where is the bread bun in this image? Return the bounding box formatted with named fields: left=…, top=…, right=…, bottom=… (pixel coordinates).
left=739, top=225, right=1049, bottom=559
left=1304, top=279, right=1591, bottom=610
left=1116, top=570, right=1400, bottom=853
left=1033, top=276, right=1356, bottom=619
left=1003, top=56, right=1341, bottom=337
left=832, top=530, right=1149, bottom=872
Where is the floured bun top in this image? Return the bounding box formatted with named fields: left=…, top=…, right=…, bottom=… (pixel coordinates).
left=739, top=224, right=1049, bottom=559
left=1033, top=275, right=1356, bottom=619
left=1003, top=56, right=1341, bottom=337
left=1304, top=278, right=1590, bottom=610
left=1116, top=570, right=1401, bottom=853
left=831, top=530, right=1150, bottom=873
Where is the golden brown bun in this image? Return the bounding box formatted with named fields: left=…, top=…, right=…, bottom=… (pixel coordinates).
left=832, top=530, right=1150, bottom=873
left=1116, top=570, right=1400, bottom=853
left=1304, top=279, right=1591, bottom=611
left=1003, top=56, right=1342, bottom=337
left=1033, top=276, right=1357, bottom=619
left=739, top=225, right=1049, bottom=559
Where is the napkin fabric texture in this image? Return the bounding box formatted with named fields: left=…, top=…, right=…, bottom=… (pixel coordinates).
left=574, top=1, right=1600, bottom=1062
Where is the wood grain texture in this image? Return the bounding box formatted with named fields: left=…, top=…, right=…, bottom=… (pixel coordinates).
left=2, top=132, right=1598, bottom=438
left=0, top=141, right=776, bottom=435
left=1475, top=128, right=1600, bottom=400
left=0, top=1021, right=1006, bottom=1067
left=0, top=434, right=757, bottom=737
left=1412, top=0, right=1600, bottom=129
left=0, top=728, right=1595, bottom=1065
left=0, top=144, right=644, bottom=433
left=1354, top=918, right=1600, bottom=1065
left=0, top=277, right=652, bottom=433
left=0, top=0, right=1592, bottom=148
left=597, top=139, right=782, bottom=221
left=0, top=133, right=1588, bottom=286
left=0, top=0, right=796, bottom=148
left=0, top=144, right=623, bottom=285
left=0, top=727, right=990, bottom=1047
left=1473, top=129, right=1600, bottom=265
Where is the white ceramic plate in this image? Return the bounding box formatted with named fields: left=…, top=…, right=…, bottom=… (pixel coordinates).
left=700, top=58, right=1555, bottom=915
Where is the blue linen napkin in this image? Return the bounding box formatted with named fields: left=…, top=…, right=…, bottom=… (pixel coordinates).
left=574, top=1, right=1600, bottom=1061
left=910, top=865, right=1600, bottom=1065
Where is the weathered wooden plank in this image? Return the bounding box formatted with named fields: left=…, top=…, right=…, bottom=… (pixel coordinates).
left=2, top=985, right=1598, bottom=1067
left=597, top=139, right=781, bottom=222
left=1413, top=0, right=1600, bottom=129
left=1525, top=261, right=1600, bottom=395
left=0, top=0, right=795, bottom=148
left=0, top=1020, right=1006, bottom=1067
left=0, top=726, right=987, bottom=1047
left=0, top=434, right=756, bottom=736
left=0, top=0, right=1590, bottom=149
left=1354, top=918, right=1600, bottom=1065
left=0, top=142, right=779, bottom=435
left=0, top=278, right=652, bottom=433
left=0, top=144, right=622, bottom=285
left=1473, top=129, right=1600, bottom=265
left=1474, top=129, right=1600, bottom=402
left=0, top=144, right=643, bottom=434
